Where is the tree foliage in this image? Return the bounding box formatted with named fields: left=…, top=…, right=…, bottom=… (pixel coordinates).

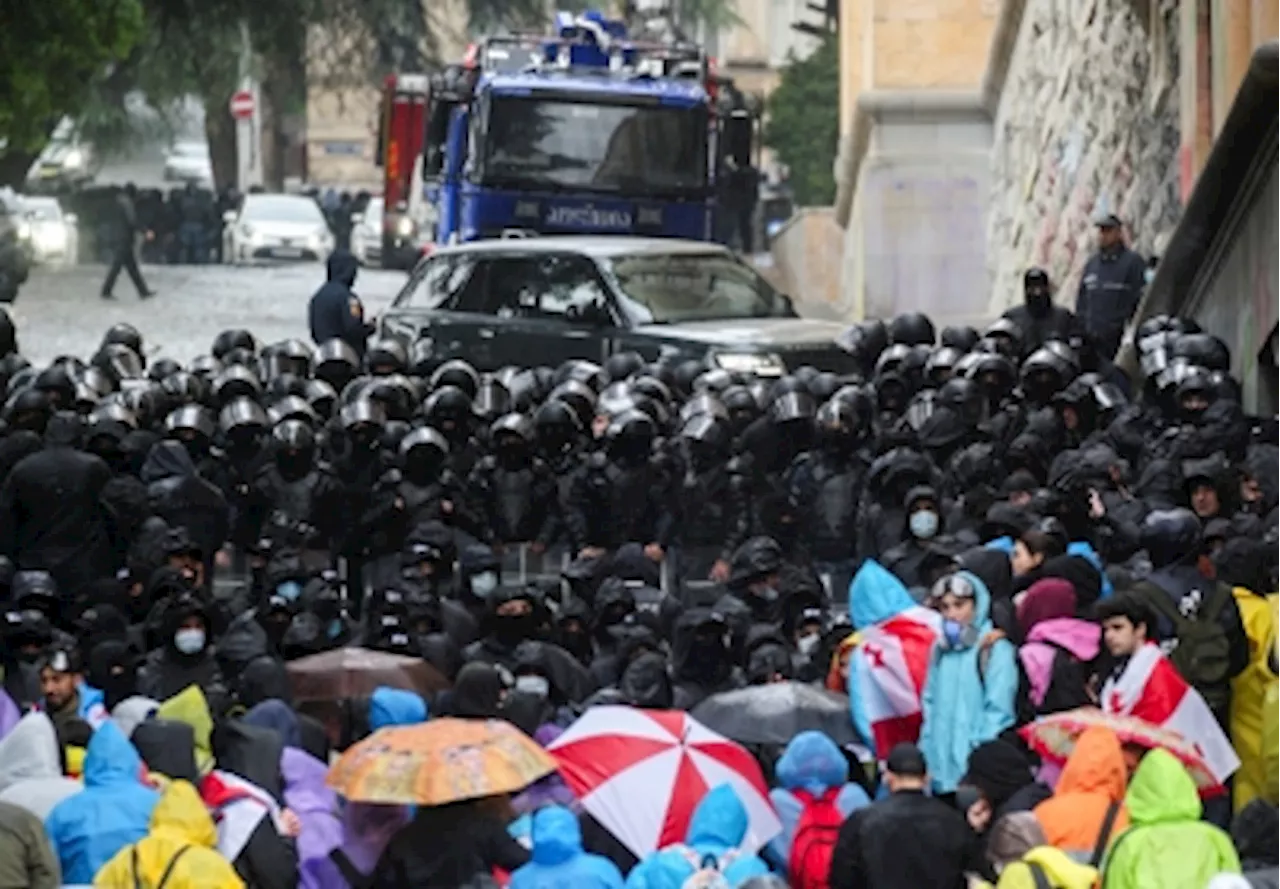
left=0, top=0, right=144, bottom=150
left=763, top=33, right=838, bottom=206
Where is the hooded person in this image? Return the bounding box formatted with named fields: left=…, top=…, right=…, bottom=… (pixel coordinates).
left=0, top=712, right=81, bottom=820
left=0, top=411, right=115, bottom=603
left=624, top=784, right=770, bottom=888
left=110, top=695, right=160, bottom=740
left=86, top=639, right=139, bottom=713
left=367, top=686, right=428, bottom=730
left=670, top=608, right=742, bottom=711
left=765, top=731, right=870, bottom=870
left=919, top=571, right=1019, bottom=795
left=281, top=741, right=343, bottom=885
left=881, top=485, right=947, bottom=591
left=137, top=594, right=230, bottom=716
left=617, top=650, right=674, bottom=710
left=1101, top=748, right=1241, bottom=889
left=369, top=795, right=530, bottom=888
left=0, top=799, right=60, bottom=889
left=509, top=804, right=625, bottom=889
left=301, top=802, right=410, bottom=889
left=1032, top=725, right=1129, bottom=863
left=1015, top=578, right=1099, bottom=716
left=92, top=779, right=244, bottom=889
left=1229, top=799, right=1279, bottom=880
left=983, top=811, right=1097, bottom=889
left=438, top=661, right=508, bottom=719
left=44, top=720, right=161, bottom=884
left=308, top=252, right=373, bottom=357
left=140, top=439, right=230, bottom=583
left=132, top=718, right=201, bottom=785
left=958, top=739, right=1051, bottom=838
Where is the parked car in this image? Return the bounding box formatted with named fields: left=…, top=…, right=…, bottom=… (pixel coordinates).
left=0, top=194, right=31, bottom=303
left=163, top=140, right=213, bottom=183
left=223, top=194, right=334, bottom=264
left=19, top=196, right=77, bottom=265
left=351, top=196, right=383, bottom=267
left=27, top=119, right=97, bottom=187
left=378, top=236, right=856, bottom=374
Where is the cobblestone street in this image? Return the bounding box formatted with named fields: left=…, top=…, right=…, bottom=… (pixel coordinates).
left=13, top=260, right=408, bottom=365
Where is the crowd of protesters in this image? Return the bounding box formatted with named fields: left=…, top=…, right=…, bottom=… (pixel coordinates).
left=0, top=252, right=1274, bottom=889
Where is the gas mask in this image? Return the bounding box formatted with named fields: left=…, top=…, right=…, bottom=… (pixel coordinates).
left=941, top=618, right=979, bottom=650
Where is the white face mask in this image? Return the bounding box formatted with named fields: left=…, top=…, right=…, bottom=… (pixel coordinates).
left=796, top=633, right=821, bottom=656
left=470, top=571, right=498, bottom=598
left=514, top=674, right=550, bottom=698
left=173, top=628, right=205, bottom=655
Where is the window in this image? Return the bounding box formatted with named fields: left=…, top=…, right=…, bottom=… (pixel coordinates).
left=453, top=253, right=610, bottom=321
left=602, top=251, right=794, bottom=323
left=395, top=254, right=476, bottom=309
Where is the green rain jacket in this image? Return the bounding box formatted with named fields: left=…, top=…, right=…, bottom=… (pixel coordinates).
left=1101, top=748, right=1241, bottom=889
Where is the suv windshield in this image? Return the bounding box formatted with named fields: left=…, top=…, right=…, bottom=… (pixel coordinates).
left=603, top=252, right=793, bottom=324
left=244, top=197, right=323, bottom=224
left=483, top=97, right=707, bottom=195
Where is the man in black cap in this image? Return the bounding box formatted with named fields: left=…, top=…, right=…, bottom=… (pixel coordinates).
left=828, top=743, right=983, bottom=889
left=1075, top=213, right=1147, bottom=361
left=1002, top=266, right=1082, bottom=355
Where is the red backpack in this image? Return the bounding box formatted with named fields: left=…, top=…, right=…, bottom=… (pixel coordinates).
left=787, top=787, right=843, bottom=889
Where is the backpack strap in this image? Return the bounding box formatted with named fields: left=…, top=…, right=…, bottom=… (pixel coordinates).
left=132, top=846, right=142, bottom=889
left=1132, top=580, right=1187, bottom=629
left=330, top=848, right=371, bottom=889
left=155, top=846, right=192, bottom=889
left=1026, top=861, right=1053, bottom=889
left=1089, top=800, right=1121, bottom=868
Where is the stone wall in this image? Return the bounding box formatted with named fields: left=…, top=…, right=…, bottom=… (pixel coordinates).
left=986, top=0, right=1183, bottom=315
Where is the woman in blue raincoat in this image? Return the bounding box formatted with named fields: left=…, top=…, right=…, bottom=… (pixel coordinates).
left=919, top=571, right=1018, bottom=796
left=625, top=785, right=770, bottom=888
left=510, top=805, right=624, bottom=889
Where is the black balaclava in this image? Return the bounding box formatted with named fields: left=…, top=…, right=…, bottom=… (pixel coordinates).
left=451, top=662, right=505, bottom=718
left=86, top=639, right=137, bottom=711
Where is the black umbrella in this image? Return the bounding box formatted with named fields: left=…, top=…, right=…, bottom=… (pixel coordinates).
left=691, top=681, right=860, bottom=746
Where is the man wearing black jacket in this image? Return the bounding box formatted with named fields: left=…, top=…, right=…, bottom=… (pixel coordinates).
left=1002, top=267, right=1082, bottom=356
left=308, top=250, right=374, bottom=357
left=829, top=743, right=983, bottom=889
left=100, top=183, right=155, bottom=300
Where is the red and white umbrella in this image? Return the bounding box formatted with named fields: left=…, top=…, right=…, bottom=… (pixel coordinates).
left=547, top=705, right=782, bottom=859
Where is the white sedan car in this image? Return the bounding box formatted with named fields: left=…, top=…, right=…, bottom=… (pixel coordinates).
left=20, top=196, right=77, bottom=265
left=163, top=141, right=213, bottom=183
left=351, top=196, right=383, bottom=266
left=223, top=194, right=334, bottom=264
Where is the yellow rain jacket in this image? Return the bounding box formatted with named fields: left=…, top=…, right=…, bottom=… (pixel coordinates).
left=995, top=847, right=1098, bottom=889
left=155, top=686, right=215, bottom=777
left=93, top=780, right=243, bottom=889
left=1229, top=587, right=1278, bottom=811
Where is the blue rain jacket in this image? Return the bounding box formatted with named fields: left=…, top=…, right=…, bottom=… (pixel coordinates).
left=918, top=569, right=1018, bottom=794
left=847, top=560, right=918, bottom=746
left=368, top=686, right=428, bottom=730
left=510, top=805, right=624, bottom=889
left=44, top=720, right=160, bottom=883
left=766, top=731, right=869, bottom=867
left=625, top=785, right=770, bottom=888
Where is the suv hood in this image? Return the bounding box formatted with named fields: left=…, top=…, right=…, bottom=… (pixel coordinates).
left=631, top=316, right=846, bottom=348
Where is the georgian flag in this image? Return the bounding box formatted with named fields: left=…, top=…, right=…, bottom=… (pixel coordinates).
left=853, top=606, right=941, bottom=760
left=1101, top=643, right=1240, bottom=783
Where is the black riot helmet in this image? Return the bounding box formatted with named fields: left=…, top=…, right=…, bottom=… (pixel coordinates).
left=263, top=339, right=313, bottom=378
left=219, top=397, right=269, bottom=446
left=313, top=339, right=361, bottom=392
left=605, top=408, right=656, bottom=465
left=889, top=312, right=935, bottom=347
left=1172, top=332, right=1231, bottom=372
left=533, top=400, right=582, bottom=456
left=6, top=387, right=49, bottom=434
left=680, top=412, right=729, bottom=470
left=212, top=364, right=262, bottom=407
left=159, top=371, right=205, bottom=410
left=34, top=366, right=75, bottom=410
left=969, top=352, right=1017, bottom=404
left=680, top=392, right=728, bottom=424
left=939, top=325, right=980, bottom=352
left=400, top=426, right=449, bottom=482
left=148, top=358, right=182, bottom=382
left=936, top=376, right=985, bottom=427
left=630, top=375, right=672, bottom=407
left=474, top=378, right=512, bottom=422
left=672, top=359, right=706, bottom=398
left=304, top=379, right=338, bottom=419
left=814, top=398, right=859, bottom=453
left=93, top=343, right=144, bottom=384
left=165, top=404, right=216, bottom=443
left=924, top=347, right=963, bottom=387
left=728, top=536, right=784, bottom=588
left=365, top=339, right=408, bottom=376
left=364, top=375, right=416, bottom=422
left=491, top=413, right=534, bottom=467
left=429, top=359, right=480, bottom=399
left=1141, top=508, right=1203, bottom=569
left=272, top=419, right=316, bottom=480
left=423, top=385, right=475, bottom=436
left=604, top=351, right=645, bottom=383
left=769, top=389, right=816, bottom=425
left=548, top=380, right=596, bottom=429
left=268, top=395, right=319, bottom=427
left=1020, top=348, right=1071, bottom=406
left=102, top=323, right=144, bottom=362
left=720, top=385, right=759, bottom=433
left=211, top=329, right=256, bottom=360
left=340, top=399, right=387, bottom=453
left=982, top=318, right=1024, bottom=360
left=265, top=373, right=307, bottom=403
left=1175, top=366, right=1216, bottom=421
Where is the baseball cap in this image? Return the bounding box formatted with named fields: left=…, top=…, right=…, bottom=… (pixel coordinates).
left=886, top=742, right=927, bottom=777
left=1093, top=212, right=1122, bottom=229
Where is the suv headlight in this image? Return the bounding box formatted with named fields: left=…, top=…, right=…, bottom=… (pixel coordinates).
left=63, top=149, right=84, bottom=169
left=711, top=351, right=786, bottom=377
left=395, top=216, right=415, bottom=238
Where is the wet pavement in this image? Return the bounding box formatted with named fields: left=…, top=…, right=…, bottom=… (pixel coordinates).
left=14, top=260, right=408, bottom=366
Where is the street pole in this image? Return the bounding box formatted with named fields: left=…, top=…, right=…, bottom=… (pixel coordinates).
left=235, top=20, right=263, bottom=192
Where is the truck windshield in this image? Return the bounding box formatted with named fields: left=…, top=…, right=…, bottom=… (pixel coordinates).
left=483, top=96, right=707, bottom=195
left=602, top=252, right=794, bottom=324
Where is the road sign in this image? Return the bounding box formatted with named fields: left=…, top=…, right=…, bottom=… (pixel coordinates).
left=229, top=90, right=255, bottom=120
